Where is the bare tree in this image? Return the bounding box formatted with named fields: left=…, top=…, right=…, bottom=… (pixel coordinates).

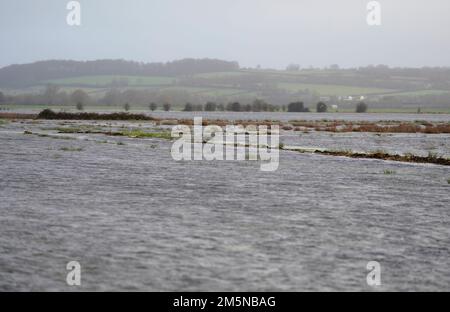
left=70, top=89, right=90, bottom=106
left=43, top=84, right=61, bottom=105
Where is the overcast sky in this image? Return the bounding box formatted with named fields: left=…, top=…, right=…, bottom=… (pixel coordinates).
left=1, top=0, right=449, bottom=69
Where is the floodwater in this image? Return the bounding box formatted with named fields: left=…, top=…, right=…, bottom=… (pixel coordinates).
left=151, top=111, right=450, bottom=123
left=0, top=118, right=449, bottom=291
left=8, top=107, right=450, bottom=122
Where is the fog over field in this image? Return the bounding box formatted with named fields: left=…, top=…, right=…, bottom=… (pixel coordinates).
left=1, top=0, right=450, bottom=68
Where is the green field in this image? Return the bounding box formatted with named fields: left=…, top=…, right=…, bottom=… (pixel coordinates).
left=44, top=75, right=175, bottom=87
left=384, top=90, right=450, bottom=97
left=35, top=71, right=450, bottom=100
left=3, top=68, right=446, bottom=113
left=278, top=82, right=396, bottom=96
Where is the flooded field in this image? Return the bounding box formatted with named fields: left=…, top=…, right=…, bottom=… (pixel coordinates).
left=8, top=108, right=450, bottom=122
left=0, top=118, right=449, bottom=291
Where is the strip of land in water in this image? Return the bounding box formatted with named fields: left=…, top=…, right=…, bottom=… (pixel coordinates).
left=1, top=109, right=450, bottom=133
left=3, top=110, right=450, bottom=166
left=281, top=146, right=450, bottom=166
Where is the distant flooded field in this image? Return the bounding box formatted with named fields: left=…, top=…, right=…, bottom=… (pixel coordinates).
left=0, top=118, right=449, bottom=291
left=150, top=111, right=450, bottom=123
left=6, top=107, right=450, bottom=122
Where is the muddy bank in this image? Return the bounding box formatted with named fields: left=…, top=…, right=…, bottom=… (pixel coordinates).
left=283, top=146, right=450, bottom=166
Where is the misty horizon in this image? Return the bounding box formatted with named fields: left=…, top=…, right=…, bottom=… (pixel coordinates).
left=1, top=0, right=450, bottom=69
left=4, top=57, right=450, bottom=71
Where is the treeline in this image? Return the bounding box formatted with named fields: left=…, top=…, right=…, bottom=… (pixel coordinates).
left=1, top=86, right=372, bottom=113
left=182, top=99, right=281, bottom=112
left=0, top=58, right=240, bottom=87
left=8, top=85, right=204, bottom=107
left=138, top=100, right=367, bottom=113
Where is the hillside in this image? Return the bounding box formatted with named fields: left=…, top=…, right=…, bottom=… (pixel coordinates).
left=1, top=60, right=450, bottom=109
left=0, top=59, right=239, bottom=88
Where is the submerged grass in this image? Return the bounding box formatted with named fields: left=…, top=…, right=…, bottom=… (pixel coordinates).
left=51, top=125, right=172, bottom=140
left=287, top=120, right=450, bottom=134
left=59, top=147, right=83, bottom=152
left=285, top=145, right=449, bottom=166
left=314, top=150, right=450, bottom=166
left=25, top=131, right=76, bottom=140
left=383, top=169, right=396, bottom=175
left=118, top=129, right=172, bottom=140
left=53, top=126, right=104, bottom=134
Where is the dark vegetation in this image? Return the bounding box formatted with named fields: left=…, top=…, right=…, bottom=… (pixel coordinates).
left=316, top=102, right=328, bottom=113
left=314, top=150, right=450, bottom=166
left=288, top=102, right=310, bottom=112
left=36, top=109, right=154, bottom=121
left=356, top=102, right=368, bottom=113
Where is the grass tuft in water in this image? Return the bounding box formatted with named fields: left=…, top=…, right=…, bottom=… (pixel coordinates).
left=119, top=130, right=172, bottom=140
left=59, top=147, right=83, bottom=152
left=383, top=169, right=396, bottom=175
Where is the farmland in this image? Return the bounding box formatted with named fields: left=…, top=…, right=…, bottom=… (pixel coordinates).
left=1, top=60, right=450, bottom=112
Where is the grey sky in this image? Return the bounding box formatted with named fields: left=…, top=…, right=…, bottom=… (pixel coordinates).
left=1, top=0, right=449, bottom=69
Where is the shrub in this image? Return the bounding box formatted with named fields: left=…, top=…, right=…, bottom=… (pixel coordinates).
left=124, top=103, right=131, bottom=111
left=149, top=102, right=157, bottom=111
left=316, top=102, right=328, bottom=113
left=163, top=102, right=171, bottom=111
left=227, top=102, right=241, bottom=112
left=193, top=104, right=203, bottom=111
left=288, top=101, right=305, bottom=112
left=204, top=102, right=217, bottom=112
left=356, top=102, right=368, bottom=113
left=183, top=103, right=193, bottom=111
left=288, top=102, right=310, bottom=112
